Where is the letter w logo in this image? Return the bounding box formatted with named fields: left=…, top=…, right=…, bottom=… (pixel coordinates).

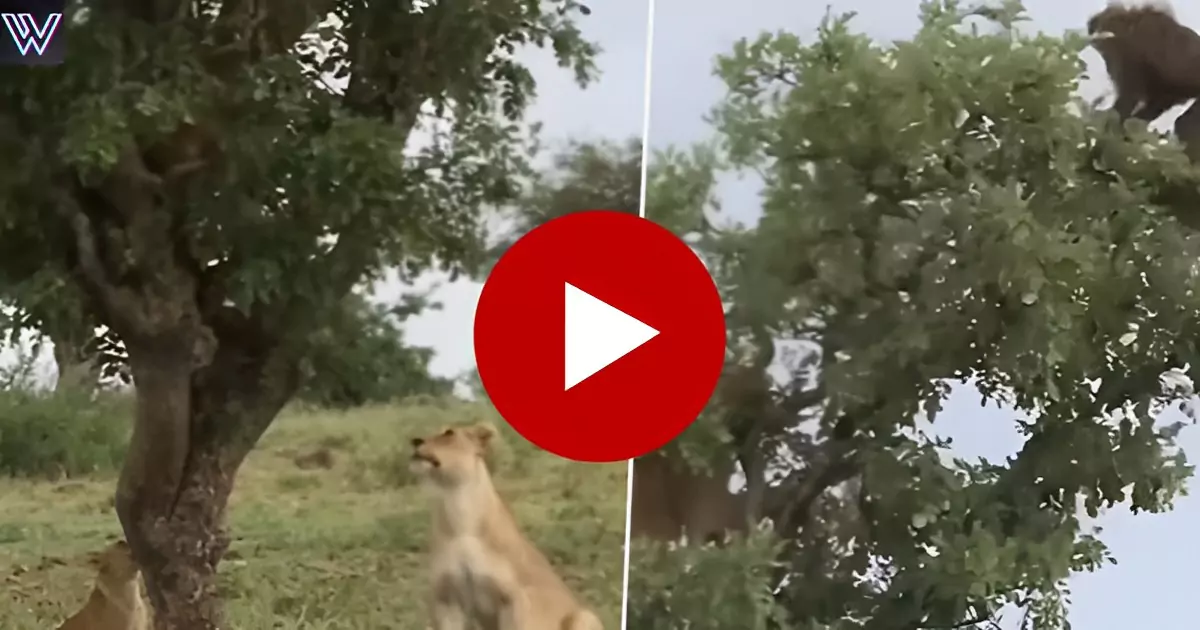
left=2, top=12, right=60, bottom=56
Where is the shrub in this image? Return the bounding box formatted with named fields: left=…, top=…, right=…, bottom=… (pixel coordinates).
left=0, top=389, right=132, bottom=478
left=627, top=531, right=786, bottom=630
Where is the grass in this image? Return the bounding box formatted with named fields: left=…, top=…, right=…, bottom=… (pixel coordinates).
left=0, top=397, right=628, bottom=629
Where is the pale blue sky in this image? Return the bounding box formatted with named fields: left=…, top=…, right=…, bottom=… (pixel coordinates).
left=382, top=0, right=650, bottom=379
left=645, top=1, right=1199, bottom=629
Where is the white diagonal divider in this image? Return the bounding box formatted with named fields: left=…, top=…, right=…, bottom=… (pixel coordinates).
left=563, top=282, right=659, bottom=391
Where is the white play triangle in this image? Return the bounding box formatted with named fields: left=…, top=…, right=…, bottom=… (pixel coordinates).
left=564, top=282, right=660, bottom=391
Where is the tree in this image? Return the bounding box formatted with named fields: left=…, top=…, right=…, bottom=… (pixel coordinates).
left=630, top=2, right=1200, bottom=629
left=0, top=270, right=107, bottom=391
left=297, top=290, right=452, bottom=408
left=486, top=136, right=642, bottom=262
left=0, top=1, right=597, bottom=627
left=499, top=137, right=774, bottom=548
left=458, top=137, right=643, bottom=406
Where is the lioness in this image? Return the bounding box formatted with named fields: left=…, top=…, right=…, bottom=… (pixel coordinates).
left=630, top=451, right=749, bottom=544
left=410, top=422, right=604, bottom=630
left=57, top=539, right=150, bottom=630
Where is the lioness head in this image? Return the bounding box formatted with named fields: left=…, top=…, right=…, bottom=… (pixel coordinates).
left=86, top=539, right=140, bottom=582
left=410, top=422, right=497, bottom=485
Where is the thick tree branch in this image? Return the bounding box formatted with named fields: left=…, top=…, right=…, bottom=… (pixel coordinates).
left=54, top=186, right=144, bottom=333
left=773, top=442, right=861, bottom=536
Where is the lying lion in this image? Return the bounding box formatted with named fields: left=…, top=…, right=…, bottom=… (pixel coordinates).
left=410, top=422, right=604, bottom=630
left=57, top=539, right=150, bottom=630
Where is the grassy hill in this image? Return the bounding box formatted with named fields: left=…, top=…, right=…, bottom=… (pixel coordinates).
left=0, top=397, right=627, bottom=629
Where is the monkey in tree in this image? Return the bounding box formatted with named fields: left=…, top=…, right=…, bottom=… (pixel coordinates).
left=1087, top=2, right=1200, bottom=124
left=629, top=323, right=786, bottom=544
left=716, top=322, right=791, bottom=524
left=100, top=123, right=221, bottom=195
left=1087, top=2, right=1200, bottom=164
left=141, top=123, right=222, bottom=182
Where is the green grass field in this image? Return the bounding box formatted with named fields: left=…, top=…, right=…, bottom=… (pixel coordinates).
left=0, top=398, right=628, bottom=629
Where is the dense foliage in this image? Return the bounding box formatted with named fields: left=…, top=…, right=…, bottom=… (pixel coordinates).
left=630, top=2, right=1200, bottom=629
left=486, top=136, right=642, bottom=265
left=296, top=291, right=452, bottom=408
left=0, top=1, right=600, bottom=626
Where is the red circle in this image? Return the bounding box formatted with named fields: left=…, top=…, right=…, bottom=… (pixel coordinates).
left=473, top=210, right=726, bottom=463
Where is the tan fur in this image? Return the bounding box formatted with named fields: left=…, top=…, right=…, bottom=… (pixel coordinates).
left=410, top=423, right=604, bottom=630
left=56, top=540, right=150, bottom=630
left=293, top=446, right=335, bottom=470
left=630, top=451, right=749, bottom=544
left=630, top=449, right=798, bottom=546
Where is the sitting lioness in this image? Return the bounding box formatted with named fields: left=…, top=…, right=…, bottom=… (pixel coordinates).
left=410, top=422, right=604, bottom=630
left=57, top=539, right=150, bottom=630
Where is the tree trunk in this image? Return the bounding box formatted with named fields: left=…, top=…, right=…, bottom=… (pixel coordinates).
left=116, top=337, right=299, bottom=630
left=57, top=134, right=303, bottom=630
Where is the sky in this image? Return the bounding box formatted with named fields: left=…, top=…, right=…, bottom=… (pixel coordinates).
left=646, top=1, right=1200, bottom=629
left=375, top=0, right=651, bottom=380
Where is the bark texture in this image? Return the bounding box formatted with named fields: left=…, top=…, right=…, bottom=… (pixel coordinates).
left=48, top=3, right=339, bottom=626
left=117, top=339, right=298, bottom=629
left=57, top=142, right=304, bottom=629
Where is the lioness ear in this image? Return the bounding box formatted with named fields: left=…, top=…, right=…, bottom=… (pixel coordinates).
left=84, top=551, right=103, bottom=568
left=468, top=422, right=498, bottom=452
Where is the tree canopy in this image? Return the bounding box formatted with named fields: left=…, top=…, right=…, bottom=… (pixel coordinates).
left=0, top=1, right=599, bottom=627
left=296, top=289, right=452, bottom=408
left=486, top=135, right=642, bottom=263
left=630, top=2, right=1200, bottom=629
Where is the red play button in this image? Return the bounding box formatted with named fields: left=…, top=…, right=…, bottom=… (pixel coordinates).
left=473, top=210, right=726, bottom=463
